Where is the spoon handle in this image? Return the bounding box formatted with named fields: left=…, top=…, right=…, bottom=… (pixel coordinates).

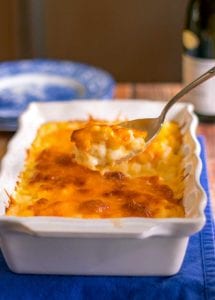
left=160, top=66, right=215, bottom=122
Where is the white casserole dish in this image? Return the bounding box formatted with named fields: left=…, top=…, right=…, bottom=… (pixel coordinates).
left=0, top=100, right=207, bottom=275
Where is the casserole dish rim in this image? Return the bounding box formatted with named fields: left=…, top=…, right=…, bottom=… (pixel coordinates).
left=0, top=100, right=207, bottom=238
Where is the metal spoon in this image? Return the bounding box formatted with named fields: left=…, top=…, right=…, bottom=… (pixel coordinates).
left=120, top=66, right=215, bottom=145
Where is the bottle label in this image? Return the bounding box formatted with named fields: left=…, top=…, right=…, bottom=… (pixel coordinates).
left=182, top=54, right=215, bottom=115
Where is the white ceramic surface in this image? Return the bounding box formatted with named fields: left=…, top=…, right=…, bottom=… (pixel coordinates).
left=0, top=100, right=207, bottom=275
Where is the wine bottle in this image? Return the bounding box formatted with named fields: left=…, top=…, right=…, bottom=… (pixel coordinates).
left=182, top=0, right=215, bottom=122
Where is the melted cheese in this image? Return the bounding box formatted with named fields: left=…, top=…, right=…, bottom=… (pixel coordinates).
left=71, top=121, right=147, bottom=170
left=6, top=120, right=185, bottom=218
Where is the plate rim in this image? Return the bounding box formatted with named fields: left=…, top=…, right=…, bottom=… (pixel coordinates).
left=0, top=59, right=115, bottom=131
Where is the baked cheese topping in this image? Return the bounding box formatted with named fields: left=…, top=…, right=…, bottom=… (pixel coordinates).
left=71, top=121, right=147, bottom=170
left=6, top=120, right=185, bottom=218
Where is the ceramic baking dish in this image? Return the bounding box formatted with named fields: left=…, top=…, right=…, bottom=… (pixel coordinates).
left=0, top=100, right=206, bottom=275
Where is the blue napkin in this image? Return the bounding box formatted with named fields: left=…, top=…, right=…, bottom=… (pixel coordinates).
left=0, top=137, right=214, bottom=300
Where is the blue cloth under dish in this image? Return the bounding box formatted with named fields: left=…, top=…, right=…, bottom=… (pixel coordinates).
left=0, top=136, right=214, bottom=300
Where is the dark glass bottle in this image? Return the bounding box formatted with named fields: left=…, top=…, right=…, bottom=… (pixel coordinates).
left=182, top=0, right=215, bottom=122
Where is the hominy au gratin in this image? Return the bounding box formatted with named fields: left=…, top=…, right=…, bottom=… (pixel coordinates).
left=6, top=119, right=185, bottom=218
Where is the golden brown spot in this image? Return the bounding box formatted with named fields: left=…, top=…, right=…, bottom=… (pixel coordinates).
left=122, top=199, right=152, bottom=217
left=102, top=189, right=123, bottom=198
left=55, top=154, right=74, bottom=166
left=104, top=171, right=126, bottom=181
left=79, top=200, right=110, bottom=215
left=72, top=177, right=86, bottom=187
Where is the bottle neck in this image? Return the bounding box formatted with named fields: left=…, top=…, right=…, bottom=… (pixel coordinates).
left=185, top=0, right=215, bottom=58
left=200, top=0, right=215, bottom=28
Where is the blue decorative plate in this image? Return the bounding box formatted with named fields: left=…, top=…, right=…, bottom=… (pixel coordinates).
left=0, top=59, right=115, bottom=131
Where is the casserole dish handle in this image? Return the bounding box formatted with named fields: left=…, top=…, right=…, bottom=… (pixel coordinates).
left=0, top=219, right=161, bottom=239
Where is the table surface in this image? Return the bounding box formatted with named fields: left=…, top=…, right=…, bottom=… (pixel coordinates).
left=0, top=83, right=214, bottom=214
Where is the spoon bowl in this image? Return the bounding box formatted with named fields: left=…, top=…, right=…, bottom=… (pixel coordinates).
left=120, top=116, right=162, bottom=145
